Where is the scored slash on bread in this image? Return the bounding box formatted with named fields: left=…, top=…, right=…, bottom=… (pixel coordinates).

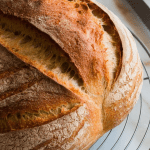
left=0, top=45, right=102, bottom=150
left=0, top=46, right=81, bottom=133
left=0, top=0, right=143, bottom=149
left=0, top=0, right=122, bottom=101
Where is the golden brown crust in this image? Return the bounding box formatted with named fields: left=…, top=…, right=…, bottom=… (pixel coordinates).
left=0, top=0, right=112, bottom=99
left=94, top=1, right=143, bottom=133
left=0, top=0, right=143, bottom=149
left=0, top=45, right=102, bottom=149
left=0, top=46, right=83, bottom=133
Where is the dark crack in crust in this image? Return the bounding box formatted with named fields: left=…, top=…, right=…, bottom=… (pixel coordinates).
left=0, top=45, right=82, bottom=133
left=0, top=11, right=85, bottom=92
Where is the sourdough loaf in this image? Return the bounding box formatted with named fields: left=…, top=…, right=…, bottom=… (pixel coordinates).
left=0, top=0, right=143, bottom=149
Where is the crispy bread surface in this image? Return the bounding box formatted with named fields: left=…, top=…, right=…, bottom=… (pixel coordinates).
left=0, top=0, right=143, bottom=149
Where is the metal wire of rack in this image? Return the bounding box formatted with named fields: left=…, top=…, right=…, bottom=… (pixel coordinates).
left=90, top=30, right=150, bottom=150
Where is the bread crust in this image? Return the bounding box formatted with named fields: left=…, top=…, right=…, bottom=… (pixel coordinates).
left=0, top=0, right=143, bottom=149
left=0, top=0, right=122, bottom=103
left=0, top=45, right=102, bottom=149
left=94, top=1, right=143, bottom=131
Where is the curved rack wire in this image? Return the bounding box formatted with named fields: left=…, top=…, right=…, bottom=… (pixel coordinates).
left=90, top=29, right=150, bottom=150
left=124, top=95, right=142, bottom=150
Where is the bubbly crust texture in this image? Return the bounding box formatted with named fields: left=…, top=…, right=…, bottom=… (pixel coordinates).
left=0, top=0, right=143, bottom=149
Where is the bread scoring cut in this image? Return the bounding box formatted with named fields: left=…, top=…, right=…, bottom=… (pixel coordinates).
left=0, top=0, right=122, bottom=105
left=0, top=45, right=83, bottom=133
left=0, top=12, right=85, bottom=93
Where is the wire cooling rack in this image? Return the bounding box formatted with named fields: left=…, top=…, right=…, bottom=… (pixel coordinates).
left=90, top=30, right=150, bottom=150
